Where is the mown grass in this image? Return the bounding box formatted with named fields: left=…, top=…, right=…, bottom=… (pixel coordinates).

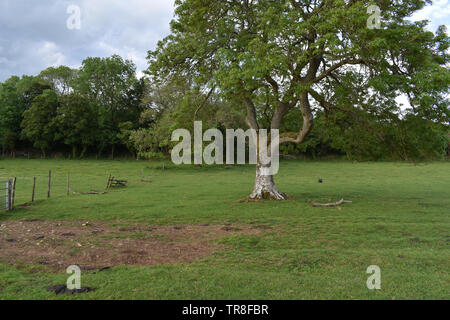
left=0, top=159, right=449, bottom=299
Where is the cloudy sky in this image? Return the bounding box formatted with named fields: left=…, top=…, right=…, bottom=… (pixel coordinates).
left=0, top=0, right=449, bottom=82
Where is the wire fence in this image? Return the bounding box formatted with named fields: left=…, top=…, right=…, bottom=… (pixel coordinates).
left=0, top=180, right=11, bottom=211
left=0, top=165, right=160, bottom=209
left=0, top=173, right=102, bottom=207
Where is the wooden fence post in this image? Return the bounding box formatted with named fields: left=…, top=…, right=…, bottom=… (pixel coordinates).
left=48, top=170, right=51, bottom=198
left=11, top=177, right=16, bottom=210
left=32, top=177, right=36, bottom=202
left=107, top=174, right=111, bottom=189
left=106, top=174, right=112, bottom=189
left=67, top=173, right=70, bottom=196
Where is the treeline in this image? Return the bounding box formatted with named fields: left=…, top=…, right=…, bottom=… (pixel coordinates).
left=0, top=54, right=448, bottom=160
left=0, top=55, right=145, bottom=158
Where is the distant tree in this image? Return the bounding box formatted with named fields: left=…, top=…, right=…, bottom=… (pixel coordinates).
left=56, top=94, right=99, bottom=158
left=130, top=78, right=246, bottom=159
left=117, top=121, right=137, bottom=157
left=148, top=0, right=450, bottom=200
left=0, top=76, right=24, bottom=154
left=16, top=76, right=52, bottom=109
left=75, top=55, right=142, bottom=157
left=39, top=66, right=77, bottom=96
left=21, top=89, right=59, bottom=157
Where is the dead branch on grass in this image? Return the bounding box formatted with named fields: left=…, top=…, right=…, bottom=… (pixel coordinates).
left=70, top=189, right=108, bottom=195
left=308, top=199, right=352, bottom=207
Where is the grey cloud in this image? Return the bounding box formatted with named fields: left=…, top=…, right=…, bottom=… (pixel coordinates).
left=0, top=0, right=175, bottom=81
left=0, top=1, right=448, bottom=82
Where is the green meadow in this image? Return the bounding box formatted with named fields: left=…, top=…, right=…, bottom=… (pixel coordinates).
left=0, top=159, right=449, bottom=299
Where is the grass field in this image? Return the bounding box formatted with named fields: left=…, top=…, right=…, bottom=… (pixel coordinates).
left=0, top=159, right=449, bottom=300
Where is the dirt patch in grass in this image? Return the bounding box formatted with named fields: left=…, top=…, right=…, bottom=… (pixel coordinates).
left=0, top=220, right=263, bottom=271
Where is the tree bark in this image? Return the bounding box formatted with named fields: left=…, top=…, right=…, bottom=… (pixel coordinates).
left=243, top=97, right=290, bottom=200
left=249, top=163, right=288, bottom=201
left=248, top=92, right=314, bottom=201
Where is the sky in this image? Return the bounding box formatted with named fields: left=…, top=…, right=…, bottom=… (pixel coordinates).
left=0, top=0, right=449, bottom=82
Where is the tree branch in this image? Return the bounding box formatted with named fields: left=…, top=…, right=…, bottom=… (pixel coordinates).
left=244, top=96, right=260, bottom=130
left=278, top=92, right=313, bottom=145
left=313, top=58, right=364, bottom=83
left=309, top=199, right=353, bottom=207
left=193, top=86, right=216, bottom=122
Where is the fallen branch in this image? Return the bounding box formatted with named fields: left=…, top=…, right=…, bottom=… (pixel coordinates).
left=309, top=199, right=352, bottom=207
left=70, top=189, right=108, bottom=195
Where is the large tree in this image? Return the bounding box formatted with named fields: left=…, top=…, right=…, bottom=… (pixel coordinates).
left=75, top=55, right=143, bottom=157
left=149, top=0, right=449, bottom=200
left=55, top=93, right=99, bottom=158
left=0, top=76, right=23, bottom=154
left=21, top=89, right=59, bottom=157
left=0, top=75, right=52, bottom=154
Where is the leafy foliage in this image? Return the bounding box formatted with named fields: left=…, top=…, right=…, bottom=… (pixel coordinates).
left=147, top=0, right=449, bottom=162
left=21, top=89, right=59, bottom=156
left=0, top=2, right=448, bottom=160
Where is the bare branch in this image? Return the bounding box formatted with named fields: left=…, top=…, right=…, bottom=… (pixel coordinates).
left=265, top=76, right=280, bottom=101
left=313, top=58, right=364, bottom=83
left=309, top=199, right=353, bottom=207
left=193, top=86, right=216, bottom=122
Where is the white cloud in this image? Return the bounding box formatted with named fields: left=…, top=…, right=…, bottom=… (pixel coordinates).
left=0, top=0, right=175, bottom=80
left=37, top=41, right=67, bottom=67
left=411, top=0, right=450, bottom=30
left=73, top=0, right=175, bottom=72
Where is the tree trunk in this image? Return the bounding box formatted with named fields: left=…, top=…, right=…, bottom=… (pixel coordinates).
left=80, top=145, right=87, bottom=158
left=97, top=146, right=103, bottom=159
left=249, top=163, right=288, bottom=200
